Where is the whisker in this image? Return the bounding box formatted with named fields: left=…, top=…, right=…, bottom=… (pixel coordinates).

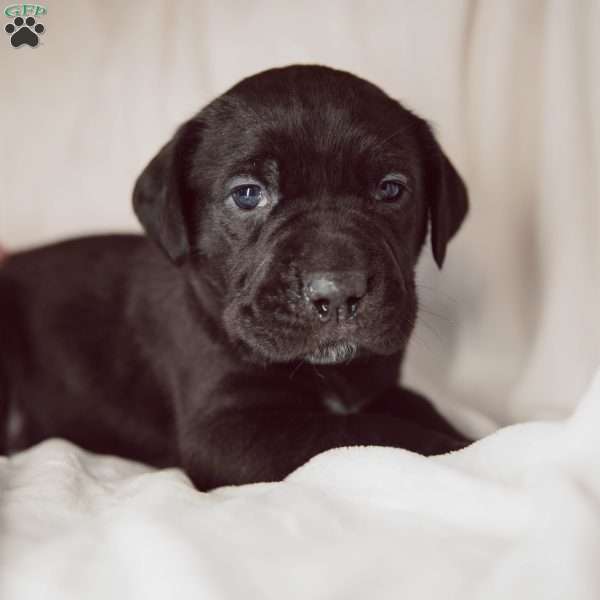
left=419, top=305, right=452, bottom=323
left=311, top=364, right=325, bottom=380
left=415, top=283, right=459, bottom=305
left=289, top=360, right=304, bottom=380
left=418, top=306, right=455, bottom=326
left=415, top=316, right=444, bottom=345
left=410, top=330, right=433, bottom=354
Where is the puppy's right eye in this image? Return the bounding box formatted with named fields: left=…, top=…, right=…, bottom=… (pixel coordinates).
left=376, top=175, right=410, bottom=204
left=230, top=184, right=267, bottom=210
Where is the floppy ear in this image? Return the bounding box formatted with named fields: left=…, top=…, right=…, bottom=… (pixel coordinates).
left=421, top=127, right=469, bottom=268
left=133, top=121, right=199, bottom=265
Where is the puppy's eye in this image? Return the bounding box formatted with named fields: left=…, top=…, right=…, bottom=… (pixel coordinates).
left=376, top=177, right=409, bottom=203
left=230, top=184, right=266, bottom=210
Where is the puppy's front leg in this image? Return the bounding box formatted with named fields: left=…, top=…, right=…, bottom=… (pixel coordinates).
left=366, top=386, right=471, bottom=444
left=178, top=380, right=466, bottom=490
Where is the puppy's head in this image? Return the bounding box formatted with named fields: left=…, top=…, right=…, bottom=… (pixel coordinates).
left=133, top=65, right=468, bottom=365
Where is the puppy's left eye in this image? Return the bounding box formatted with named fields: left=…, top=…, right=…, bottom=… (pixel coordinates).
left=376, top=177, right=409, bottom=203
left=230, top=184, right=267, bottom=210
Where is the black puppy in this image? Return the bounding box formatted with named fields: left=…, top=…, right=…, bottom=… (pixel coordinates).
left=0, top=65, right=469, bottom=489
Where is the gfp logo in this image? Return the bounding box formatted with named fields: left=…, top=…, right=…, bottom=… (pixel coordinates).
left=4, top=4, right=46, bottom=47
left=4, top=3, right=46, bottom=16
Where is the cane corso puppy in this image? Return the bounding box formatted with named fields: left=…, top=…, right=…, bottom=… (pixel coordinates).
left=0, top=65, right=469, bottom=489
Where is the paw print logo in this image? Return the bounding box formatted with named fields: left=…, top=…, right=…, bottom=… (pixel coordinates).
left=5, top=16, right=45, bottom=48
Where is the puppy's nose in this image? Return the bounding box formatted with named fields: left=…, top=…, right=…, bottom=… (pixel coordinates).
left=304, top=271, right=367, bottom=321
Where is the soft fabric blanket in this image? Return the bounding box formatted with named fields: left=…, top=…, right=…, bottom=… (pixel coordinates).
left=2, top=369, right=599, bottom=599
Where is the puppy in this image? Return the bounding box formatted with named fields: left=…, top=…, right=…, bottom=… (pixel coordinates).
left=0, top=65, right=469, bottom=489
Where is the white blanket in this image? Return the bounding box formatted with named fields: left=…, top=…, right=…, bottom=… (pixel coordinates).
left=2, top=369, right=600, bottom=599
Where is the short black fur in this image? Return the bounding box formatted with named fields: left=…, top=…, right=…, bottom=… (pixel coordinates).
left=1, top=65, right=469, bottom=489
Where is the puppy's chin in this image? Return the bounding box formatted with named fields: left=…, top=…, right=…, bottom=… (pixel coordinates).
left=303, top=341, right=358, bottom=365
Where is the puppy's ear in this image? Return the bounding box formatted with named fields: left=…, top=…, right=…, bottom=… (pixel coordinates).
left=133, top=121, right=199, bottom=265
left=421, top=124, right=469, bottom=268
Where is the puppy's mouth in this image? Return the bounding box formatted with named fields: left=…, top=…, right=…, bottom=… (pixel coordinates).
left=303, top=341, right=358, bottom=365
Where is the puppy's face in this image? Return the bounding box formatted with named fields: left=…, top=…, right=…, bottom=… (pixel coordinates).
left=134, top=66, right=468, bottom=365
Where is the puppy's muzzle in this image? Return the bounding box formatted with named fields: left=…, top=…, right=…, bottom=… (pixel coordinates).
left=303, top=271, right=367, bottom=322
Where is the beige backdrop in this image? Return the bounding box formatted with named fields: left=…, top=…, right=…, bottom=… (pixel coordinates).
left=1, top=0, right=598, bottom=437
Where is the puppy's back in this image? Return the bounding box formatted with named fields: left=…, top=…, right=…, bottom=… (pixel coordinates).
left=0, top=234, right=171, bottom=367
left=0, top=234, right=179, bottom=459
